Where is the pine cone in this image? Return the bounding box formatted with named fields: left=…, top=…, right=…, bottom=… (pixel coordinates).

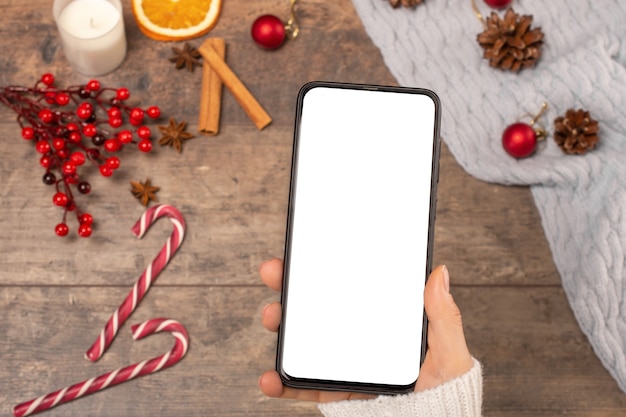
left=554, top=109, right=599, bottom=155
left=477, top=8, right=544, bottom=72
left=389, top=0, right=424, bottom=8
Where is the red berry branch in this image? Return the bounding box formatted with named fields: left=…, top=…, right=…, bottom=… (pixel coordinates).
left=0, top=73, right=163, bottom=238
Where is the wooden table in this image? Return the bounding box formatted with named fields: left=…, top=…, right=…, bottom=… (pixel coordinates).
left=1, top=1, right=625, bottom=416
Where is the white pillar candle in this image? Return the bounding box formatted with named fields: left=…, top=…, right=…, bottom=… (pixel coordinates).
left=53, top=0, right=127, bottom=76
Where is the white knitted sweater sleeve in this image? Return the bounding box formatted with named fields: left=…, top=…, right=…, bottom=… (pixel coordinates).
left=317, top=359, right=482, bottom=417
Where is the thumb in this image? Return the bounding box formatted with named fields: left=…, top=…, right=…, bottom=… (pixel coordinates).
left=424, top=265, right=463, bottom=326
left=416, top=265, right=473, bottom=390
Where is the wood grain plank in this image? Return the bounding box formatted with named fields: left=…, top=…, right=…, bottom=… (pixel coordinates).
left=3, top=287, right=626, bottom=417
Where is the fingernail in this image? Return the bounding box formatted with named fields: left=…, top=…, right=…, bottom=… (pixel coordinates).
left=258, top=375, right=264, bottom=387
left=261, top=303, right=270, bottom=318
left=442, top=265, right=450, bottom=293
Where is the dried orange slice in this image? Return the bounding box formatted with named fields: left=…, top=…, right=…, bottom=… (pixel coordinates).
left=132, top=0, right=222, bottom=41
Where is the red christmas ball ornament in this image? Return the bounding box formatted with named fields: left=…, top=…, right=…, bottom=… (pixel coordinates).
left=252, top=15, right=286, bottom=50
left=501, top=102, right=548, bottom=159
left=251, top=1, right=300, bottom=50
left=502, top=122, right=537, bottom=158
left=484, top=0, right=512, bottom=7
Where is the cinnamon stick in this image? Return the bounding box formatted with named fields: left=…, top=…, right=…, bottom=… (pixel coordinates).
left=199, top=39, right=272, bottom=130
left=198, top=38, right=226, bottom=135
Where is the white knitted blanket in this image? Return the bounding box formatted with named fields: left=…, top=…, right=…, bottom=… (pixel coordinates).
left=351, top=0, right=626, bottom=393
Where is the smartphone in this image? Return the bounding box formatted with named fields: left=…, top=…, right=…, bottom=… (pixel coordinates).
left=277, top=81, right=441, bottom=395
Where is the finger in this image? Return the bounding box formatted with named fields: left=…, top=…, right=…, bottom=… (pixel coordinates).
left=424, top=265, right=460, bottom=324
left=416, top=265, right=473, bottom=391
left=259, top=370, right=374, bottom=402
left=259, top=258, right=283, bottom=292
left=261, top=302, right=282, bottom=332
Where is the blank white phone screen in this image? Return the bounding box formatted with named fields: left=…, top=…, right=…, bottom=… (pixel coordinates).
left=281, top=85, right=437, bottom=386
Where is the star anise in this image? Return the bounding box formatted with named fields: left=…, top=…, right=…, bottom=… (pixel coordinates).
left=130, top=179, right=160, bottom=206
left=169, top=43, right=202, bottom=72
left=158, top=117, right=194, bottom=153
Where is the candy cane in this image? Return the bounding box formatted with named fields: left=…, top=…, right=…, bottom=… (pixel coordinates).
left=13, top=318, right=189, bottom=417
left=85, top=204, right=186, bottom=362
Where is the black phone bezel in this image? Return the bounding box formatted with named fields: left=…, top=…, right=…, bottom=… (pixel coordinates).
left=276, top=81, right=442, bottom=395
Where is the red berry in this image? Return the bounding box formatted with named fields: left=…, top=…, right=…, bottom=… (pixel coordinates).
left=55, top=223, right=69, bottom=237
left=66, top=174, right=79, bottom=184
left=502, top=122, right=537, bottom=158
left=130, top=107, right=144, bottom=121
left=108, top=107, right=121, bottom=118
left=76, top=102, right=93, bottom=119
left=55, top=93, right=70, bottom=106
left=77, top=181, right=91, bottom=194
left=116, top=88, right=130, bottom=100
left=62, top=161, right=76, bottom=175
left=52, top=192, right=69, bottom=206
left=108, top=117, right=123, bottom=128
left=86, top=79, right=101, bottom=92
left=118, top=130, right=133, bottom=144
left=38, top=109, right=54, bottom=123
left=36, top=140, right=51, bottom=154
left=137, top=126, right=151, bottom=139
left=147, top=106, right=160, bottom=119
left=106, top=156, right=120, bottom=169
left=52, top=137, right=66, bottom=150
left=484, top=0, right=512, bottom=8
left=104, top=138, right=122, bottom=152
left=57, top=149, right=69, bottom=159
left=78, top=223, right=92, bottom=237
left=70, top=151, right=86, bottom=165
left=21, top=127, right=35, bottom=140
left=44, top=92, right=56, bottom=105
left=99, top=165, right=113, bottom=177
left=138, top=139, right=152, bottom=152
left=67, top=131, right=82, bottom=144
left=251, top=15, right=286, bottom=49
left=41, top=73, right=55, bottom=85
left=83, top=124, right=97, bottom=137
left=40, top=155, right=52, bottom=168
left=79, top=213, right=94, bottom=225
left=66, top=122, right=80, bottom=132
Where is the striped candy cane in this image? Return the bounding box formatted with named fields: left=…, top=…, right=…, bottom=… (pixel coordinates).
left=85, top=204, right=186, bottom=362
left=13, top=318, right=189, bottom=417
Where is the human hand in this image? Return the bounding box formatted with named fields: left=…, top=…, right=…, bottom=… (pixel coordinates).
left=258, top=258, right=474, bottom=402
